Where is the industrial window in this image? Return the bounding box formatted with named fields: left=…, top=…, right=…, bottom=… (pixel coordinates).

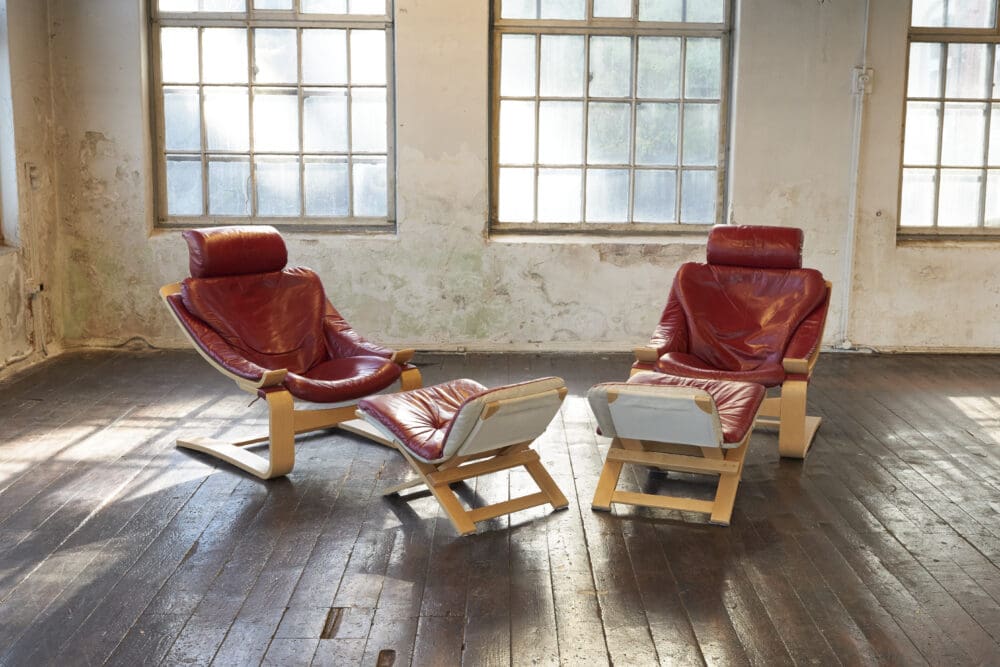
left=490, top=0, right=730, bottom=233
left=901, top=0, right=1000, bottom=234
left=150, top=0, right=394, bottom=229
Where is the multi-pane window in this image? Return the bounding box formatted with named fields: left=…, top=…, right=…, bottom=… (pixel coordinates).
left=151, top=0, right=393, bottom=228
left=491, top=0, right=730, bottom=231
left=901, top=0, right=1000, bottom=232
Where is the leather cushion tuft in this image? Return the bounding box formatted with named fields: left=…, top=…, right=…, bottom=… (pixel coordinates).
left=706, top=225, right=803, bottom=270
left=183, top=225, right=287, bottom=278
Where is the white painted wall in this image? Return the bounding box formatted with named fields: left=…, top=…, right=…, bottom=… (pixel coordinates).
left=1, top=0, right=994, bottom=363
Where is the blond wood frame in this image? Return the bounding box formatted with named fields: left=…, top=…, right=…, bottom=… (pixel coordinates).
left=591, top=429, right=752, bottom=526
left=160, top=282, right=422, bottom=479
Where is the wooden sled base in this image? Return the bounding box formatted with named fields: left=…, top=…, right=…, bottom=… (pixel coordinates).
left=385, top=442, right=569, bottom=536
left=755, top=382, right=822, bottom=459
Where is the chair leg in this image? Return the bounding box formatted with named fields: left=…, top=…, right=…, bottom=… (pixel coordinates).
left=176, top=389, right=296, bottom=480
left=592, top=438, right=626, bottom=511
left=400, top=366, right=423, bottom=391
left=777, top=379, right=822, bottom=459
left=708, top=440, right=749, bottom=525
left=524, top=458, right=569, bottom=510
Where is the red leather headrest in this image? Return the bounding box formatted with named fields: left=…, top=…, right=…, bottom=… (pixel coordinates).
left=706, top=225, right=803, bottom=270
left=182, top=225, right=288, bottom=278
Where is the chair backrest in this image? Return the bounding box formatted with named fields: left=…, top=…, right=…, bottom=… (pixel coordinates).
left=674, top=225, right=828, bottom=372
left=440, top=377, right=566, bottom=460
left=588, top=382, right=725, bottom=448
left=178, top=226, right=329, bottom=374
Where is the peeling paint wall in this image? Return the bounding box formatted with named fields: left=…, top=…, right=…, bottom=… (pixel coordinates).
left=26, top=0, right=1000, bottom=356
left=0, top=0, right=58, bottom=380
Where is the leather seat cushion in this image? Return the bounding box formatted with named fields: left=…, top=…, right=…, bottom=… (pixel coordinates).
left=285, top=356, right=402, bottom=403
left=656, top=351, right=786, bottom=388
left=182, top=267, right=328, bottom=374
left=359, top=379, right=488, bottom=461
left=672, top=262, right=827, bottom=378
left=627, top=372, right=766, bottom=444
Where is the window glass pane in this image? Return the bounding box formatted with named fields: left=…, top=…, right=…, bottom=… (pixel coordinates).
left=686, top=0, right=724, bottom=23
left=594, top=0, right=631, bottom=18
left=685, top=38, right=721, bottom=99
left=303, top=30, right=348, bottom=85
left=938, top=169, right=982, bottom=226
left=164, top=88, right=201, bottom=152
left=537, top=168, right=582, bottom=221
left=682, top=103, right=719, bottom=166
left=204, top=87, right=249, bottom=151
left=904, top=102, right=941, bottom=165
left=540, top=35, right=585, bottom=97
left=589, top=36, right=631, bottom=98
left=908, top=43, right=943, bottom=98
left=201, top=0, right=245, bottom=9
left=899, top=168, right=937, bottom=226
left=499, top=100, right=536, bottom=164
left=353, top=157, right=387, bottom=216
left=585, top=169, right=629, bottom=222
left=637, top=37, right=681, bottom=99
left=540, top=0, right=585, bottom=20
left=941, top=102, right=987, bottom=166
left=304, top=158, right=349, bottom=216
left=304, top=89, right=349, bottom=152
left=501, top=35, right=536, bottom=97
left=912, top=0, right=995, bottom=28
left=985, top=170, right=1000, bottom=226
left=989, top=104, right=1000, bottom=165
left=351, top=88, right=387, bottom=152
left=255, top=0, right=292, bottom=8
left=203, top=29, right=247, bottom=84
left=587, top=102, right=631, bottom=164
left=159, top=0, right=199, bottom=10
left=160, top=28, right=199, bottom=83
left=634, top=169, right=675, bottom=222
left=539, top=101, right=583, bottom=165
left=208, top=159, right=251, bottom=215
left=302, top=0, right=348, bottom=11
left=253, top=90, right=299, bottom=152
left=254, top=29, right=297, bottom=83
left=680, top=169, right=715, bottom=223
left=349, top=0, right=385, bottom=14
left=945, top=43, right=990, bottom=99
left=351, top=30, right=386, bottom=85
left=635, top=102, right=678, bottom=165
left=166, top=157, right=203, bottom=215
left=498, top=167, right=535, bottom=221
left=638, top=0, right=682, bottom=22
left=502, top=0, right=537, bottom=19
left=256, top=157, right=301, bottom=216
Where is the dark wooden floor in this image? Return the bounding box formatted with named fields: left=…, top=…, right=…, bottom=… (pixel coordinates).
left=1, top=350, right=1000, bottom=666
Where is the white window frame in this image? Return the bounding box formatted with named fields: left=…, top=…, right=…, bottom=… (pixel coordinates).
left=149, top=0, right=396, bottom=231
left=490, top=0, right=732, bottom=235
left=900, top=0, right=1000, bottom=237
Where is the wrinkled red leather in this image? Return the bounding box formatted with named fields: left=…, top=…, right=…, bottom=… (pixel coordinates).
left=285, top=356, right=401, bottom=403
left=706, top=225, right=803, bottom=270
left=627, top=372, right=766, bottom=444
left=166, top=293, right=268, bottom=381
left=656, top=352, right=786, bottom=386
left=359, top=379, right=488, bottom=461
left=323, top=303, right=394, bottom=359
left=182, top=267, right=329, bottom=375
left=648, top=283, right=689, bottom=357
left=183, top=225, right=288, bottom=278
left=783, top=288, right=830, bottom=363
left=651, top=263, right=827, bottom=387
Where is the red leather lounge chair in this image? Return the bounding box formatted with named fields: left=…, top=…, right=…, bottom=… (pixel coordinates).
left=160, top=225, right=422, bottom=479
left=632, top=225, right=831, bottom=458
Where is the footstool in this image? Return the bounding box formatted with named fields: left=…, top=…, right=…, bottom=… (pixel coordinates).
left=587, top=371, right=766, bottom=525
left=357, top=376, right=570, bottom=536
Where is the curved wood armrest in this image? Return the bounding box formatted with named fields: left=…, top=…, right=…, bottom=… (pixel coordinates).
left=782, top=357, right=811, bottom=375
left=253, top=368, right=288, bottom=388
left=633, top=346, right=660, bottom=364
left=391, top=348, right=415, bottom=364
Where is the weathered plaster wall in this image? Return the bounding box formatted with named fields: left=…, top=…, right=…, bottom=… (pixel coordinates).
left=0, top=0, right=58, bottom=380
left=35, top=0, right=1000, bottom=354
